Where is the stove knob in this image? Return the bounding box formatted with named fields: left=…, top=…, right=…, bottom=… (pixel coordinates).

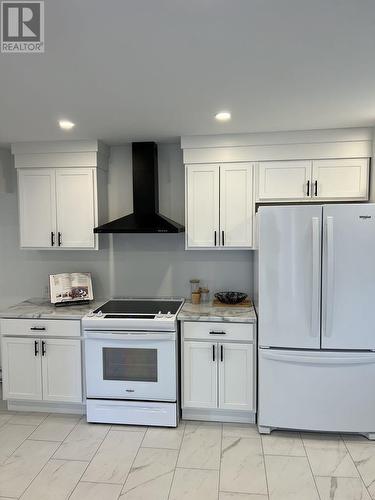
left=166, top=311, right=173, bottom=318
left=96, top=310, right=103, bottom=317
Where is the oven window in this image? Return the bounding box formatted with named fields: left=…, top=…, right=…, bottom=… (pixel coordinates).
left=102, top=348, right=158, bottom=382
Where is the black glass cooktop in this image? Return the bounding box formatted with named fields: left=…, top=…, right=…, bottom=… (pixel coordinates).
left=93, top=300, right=183, bottom=315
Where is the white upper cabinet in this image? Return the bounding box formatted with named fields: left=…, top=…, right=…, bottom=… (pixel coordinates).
left=55, top=169, right=96, bottom=248
left=186, top=165, right=220, bottom=248
left=312, top=158, right=369, bottom=200
left=18, top=169, right=57, bottom=248
left=220, top=164, right=253, bottom=248
left=257, top=160, right=312, bottom=201
left=256, top=158, right=369, bottom=202
left=186, top=163, right=253, bottom=249
left=13, top=140, right=108, bottom=250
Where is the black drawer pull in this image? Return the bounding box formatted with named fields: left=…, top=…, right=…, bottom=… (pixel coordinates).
left=209, top=331, right=226, bottom=335
left=30, top=326, right=46, bottom=331
left=220, top=344, right=224, bottom=362
left=306, top=180, right=310, bottom=197
left=34, top=340, right=39, bottom=356
left=41, top=340, right=46, bottom=356
left=212, top=344, right=216, bottom=362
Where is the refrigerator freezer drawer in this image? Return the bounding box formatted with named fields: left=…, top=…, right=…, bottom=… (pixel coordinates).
left=258, top=349, right=375, bottom=434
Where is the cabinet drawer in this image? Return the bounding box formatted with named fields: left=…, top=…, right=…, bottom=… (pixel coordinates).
left=0, top=319, right=81, bottom=337
left=183, top=321, right=254, bottom=342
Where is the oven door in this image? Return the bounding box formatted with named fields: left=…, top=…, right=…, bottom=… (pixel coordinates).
left=84, top=333, right=176, bottom=401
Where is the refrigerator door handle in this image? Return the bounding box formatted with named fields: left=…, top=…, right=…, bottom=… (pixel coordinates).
left=323, top=216, right=335, bottom=338
left=311, top=217, right=321, bottom=338
left=260, top=350, right=375, bottom=365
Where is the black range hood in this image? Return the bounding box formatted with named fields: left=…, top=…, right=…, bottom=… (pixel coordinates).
left=94, top=142, right=184, bottom=234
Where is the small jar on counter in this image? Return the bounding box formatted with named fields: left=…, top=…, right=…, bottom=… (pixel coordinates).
left=190, top=279, right=200, bottom=294
left=200, top=287, right=210, bottom=303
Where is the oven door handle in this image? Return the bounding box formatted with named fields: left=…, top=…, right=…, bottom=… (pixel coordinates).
left=84, top=332, right=176, bottom=341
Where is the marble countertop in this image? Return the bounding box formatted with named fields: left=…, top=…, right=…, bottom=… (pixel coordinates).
left=0, top=298, right=107, bottom=320
left=178, top=301, right=257, bottom=323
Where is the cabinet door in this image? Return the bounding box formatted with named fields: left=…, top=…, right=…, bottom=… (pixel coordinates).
left=183, top=341, right=217, bottom=408
left=220, top=163, right=253, bottom=248
left=218, top=343, right=253, bottom=411
left=312, top=159, right=369, bottom=200
left=257, top=160, right=312, bottom=201
left=41, top=339, right=82, bottom=403
left=1, top=337, right=42, bottom=400
left=55, top=168, right=96, bottom=248
left=18, top=169, right=56, bottom=248
left=186, top=165, right=220, bottom=248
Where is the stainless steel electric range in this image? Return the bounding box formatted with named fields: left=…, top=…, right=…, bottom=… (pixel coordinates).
left=82, top=298, right=184, bottom=427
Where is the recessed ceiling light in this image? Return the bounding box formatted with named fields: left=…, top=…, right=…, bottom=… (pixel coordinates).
left=215, top=111, right=231, bottom=122
left=59, top=120, right=75, bottom=130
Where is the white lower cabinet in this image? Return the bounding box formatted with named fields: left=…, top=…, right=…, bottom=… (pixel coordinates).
left=183, top=341, right=217, bottom=408
left=219, top=343, right=253, bottom=411
left=182, top=323, right=255, bottom=421
left=2, top=336, right=82, bottom=403
left=1, top=337, right=42, bottom=401
left=41, top=339, right=82, bottom=403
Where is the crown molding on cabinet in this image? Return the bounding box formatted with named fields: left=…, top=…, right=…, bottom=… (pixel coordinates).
left=181, top=128, right=373, bottom=164
left=11, top=140, right=109, bottom=171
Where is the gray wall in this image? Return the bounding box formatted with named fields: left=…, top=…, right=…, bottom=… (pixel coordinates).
left=0, top=144, right=253, bottom=309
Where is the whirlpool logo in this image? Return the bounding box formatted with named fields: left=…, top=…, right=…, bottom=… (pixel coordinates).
left=359, top=215, right=372, bottom=220
left=1, top=1, right=44, bottom=53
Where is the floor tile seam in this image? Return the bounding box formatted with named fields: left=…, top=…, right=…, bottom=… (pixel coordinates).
left=116, top=426, right=149, bottom=493
left=0, top=424, right=44, bottom=467
left=166, top=419, right=189, bottom=500
left=342, top=433, right=373, bottom=498
left=301, top=431, right=323, bottom=500
left=6, top=439, right=59, bottom=499
left=258, top=425, right=270, bottom=499
left=53, top=419, right=112, bottom=464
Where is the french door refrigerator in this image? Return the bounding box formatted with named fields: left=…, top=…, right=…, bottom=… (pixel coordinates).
left=257, top=204, right=375, bottom=439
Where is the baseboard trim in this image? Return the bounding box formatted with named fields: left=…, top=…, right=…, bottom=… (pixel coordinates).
left=7, top=400, right=85, bottom=415
left=182, top=408, right=256, bottom=424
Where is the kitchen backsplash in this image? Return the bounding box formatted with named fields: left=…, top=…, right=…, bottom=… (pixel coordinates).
left=0, top=144, right=253, bottom=309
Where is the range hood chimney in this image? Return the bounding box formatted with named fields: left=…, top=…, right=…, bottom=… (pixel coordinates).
left=94, top=142, right=184, bottom=234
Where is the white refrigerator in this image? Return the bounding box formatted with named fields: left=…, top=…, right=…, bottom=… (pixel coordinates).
left=257, top=204, right=375, bottom=439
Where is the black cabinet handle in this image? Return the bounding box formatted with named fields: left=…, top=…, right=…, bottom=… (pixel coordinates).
left=34, top=340, right=39, bottom=356
left=306, top=180, right=310, bottom=197
left=212, top=344, right=216, bottom=362
left=58, top=232, right=62, bottom=246
left=222, top=230, right=225, bottom=246
left=51, top=232, right=55, bottom=247
left=41, top=340, right=46, bottom=356
left=30, top=326, right=46, bottom=331
left=314, top=180, right=318, bottom=196
left=220, top=344, right=224, bottom=362
left=209, top=331, right=226, bottom=335
left=214, top=231, right=217, bottom=246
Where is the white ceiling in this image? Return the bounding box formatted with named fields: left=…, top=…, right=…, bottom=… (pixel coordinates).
left=1, top=0, right=375, bottom=145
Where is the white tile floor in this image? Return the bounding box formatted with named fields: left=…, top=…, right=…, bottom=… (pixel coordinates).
left=0, top=410, right=373, bottom=499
